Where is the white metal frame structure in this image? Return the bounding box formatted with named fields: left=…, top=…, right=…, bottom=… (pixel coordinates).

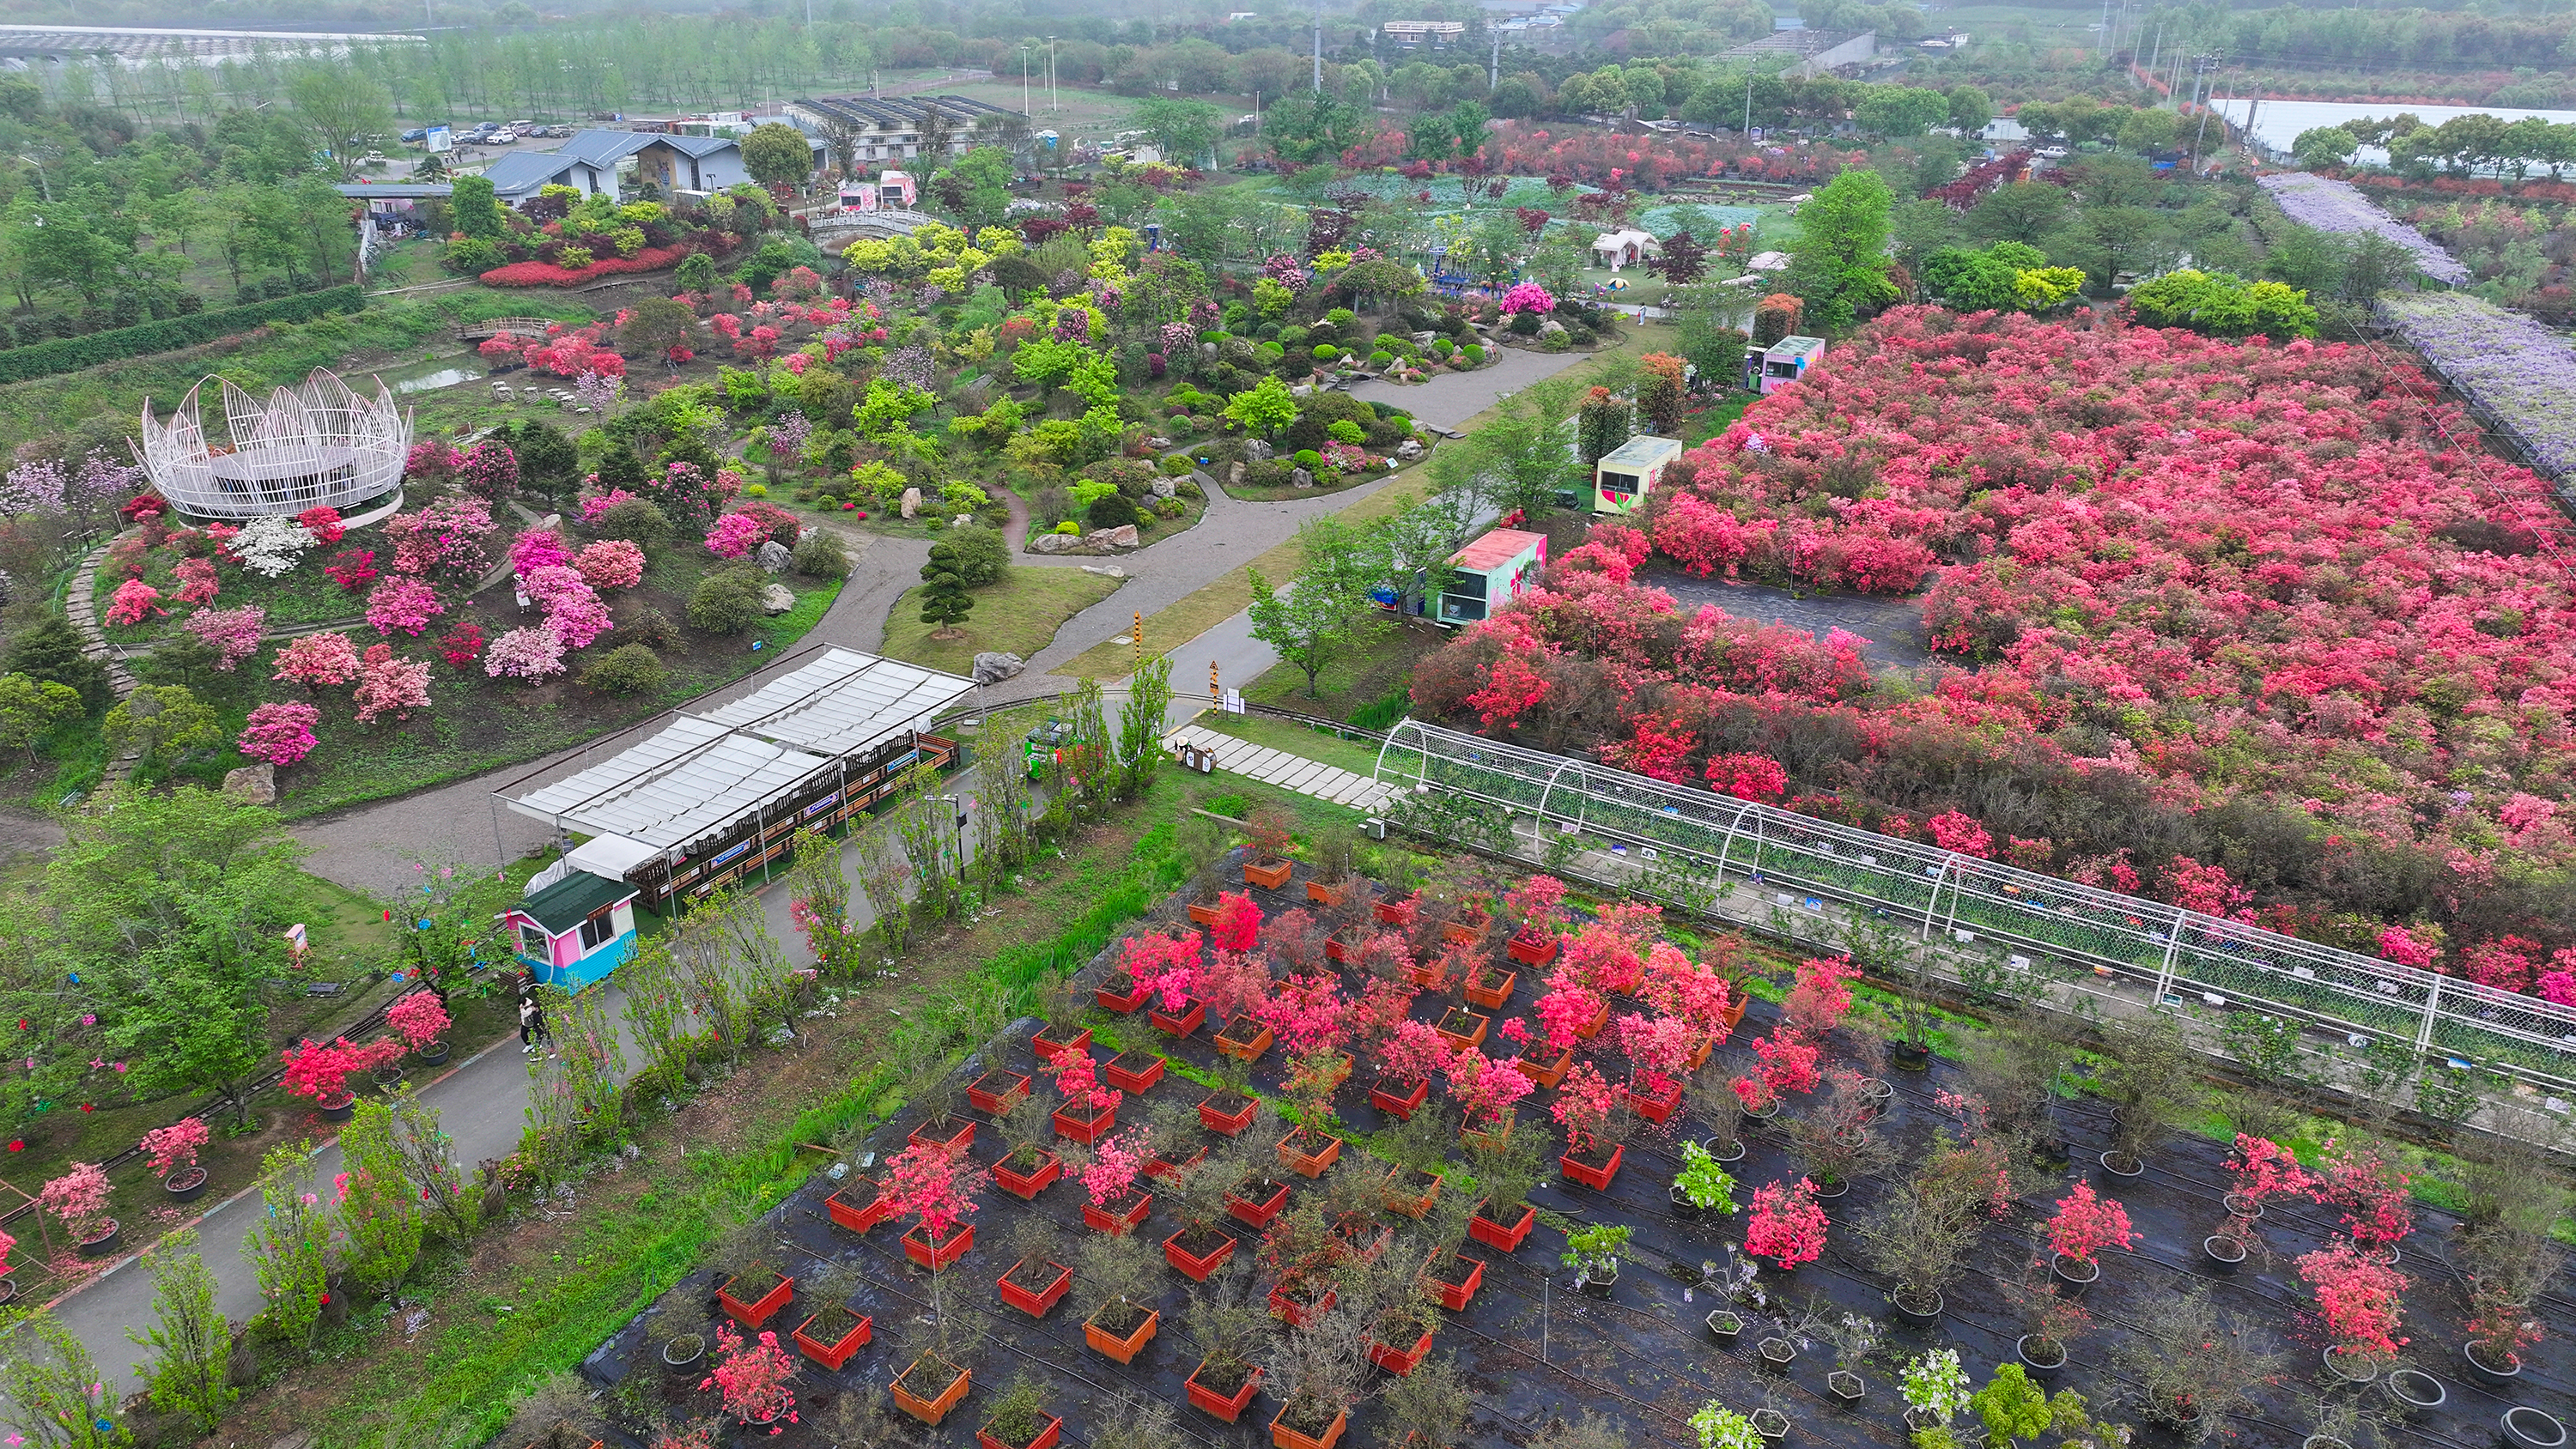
left=137, top=369, right=410, bottom=521
left=1373, top=718, right=2576, bottom=1095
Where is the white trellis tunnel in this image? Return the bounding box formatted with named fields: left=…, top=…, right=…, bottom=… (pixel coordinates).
left=138, top=369, right=411, bottom=521
left=1371, top=718, right=2576, bottom=1098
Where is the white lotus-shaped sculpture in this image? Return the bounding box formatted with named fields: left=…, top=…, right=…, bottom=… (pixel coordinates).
left=139, top=369, right=410, bottom=520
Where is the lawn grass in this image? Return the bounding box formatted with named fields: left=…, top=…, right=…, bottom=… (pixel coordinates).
left=878, top=565, right=1124, bottom=676
left=1242, top=617, right=1445, bottom=723
left=1199, top=710, right=1390, bottom=779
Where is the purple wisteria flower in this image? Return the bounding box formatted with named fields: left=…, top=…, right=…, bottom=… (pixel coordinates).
left=2380, top=291, right=2576, bottom=476
left=2258, top=173, right=2470, bottom=285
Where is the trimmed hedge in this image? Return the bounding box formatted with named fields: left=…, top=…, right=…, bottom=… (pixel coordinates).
left=0, top=286, right=368, bottom=386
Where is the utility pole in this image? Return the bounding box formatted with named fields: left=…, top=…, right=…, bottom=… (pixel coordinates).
left=1048, top=36, right=1059, bottom=113
left=1022, top=44, right=1031, bottom=117
left=2189, top=54, right=2219, bottom=172
left=1743, top=68, right=1753, bottom=136
left=2145, top=24, right=2162, bottom=88
left=1312, top=0, right=1323, bottom=93
left=2097, top=0, right=2110, bottom=56
left=1490, top=26, right=1501, bottom=92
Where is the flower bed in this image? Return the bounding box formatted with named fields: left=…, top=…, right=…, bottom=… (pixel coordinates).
left=2257, top=173, right=2470, bottom=284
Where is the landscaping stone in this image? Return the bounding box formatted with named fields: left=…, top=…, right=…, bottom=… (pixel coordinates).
left=758, top=582, right=796, bottom=614
left=1150, top=477, right=1177, bottom=499
left=899, top=486, right=922, bottom=518
left=756, top=540, right=791, bottom=573
left=1084, top=524, right=1141, bottom=549
left=1244, top=440, right=1273, bottom=462
left=222, top=763, right=276, bottom=805
left=1227, top=462, right=1246, bottom=488
left=1292, top=468, right=1315, bottom=488
left=1396, top=439, right=1425, bottom=462
left=1027, top=532, right=1080, bottom=555
left=1080, top=564, right=1127, bottom=579
left=971, top=652, right=1024, bottom=684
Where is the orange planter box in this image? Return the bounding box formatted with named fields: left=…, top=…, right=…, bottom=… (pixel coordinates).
left=891, top=1355, right=970, bottom=1426
left=1624, top=1079, right=1683, bottom=1125
left=1096, top=979, right=1150, bottom=1013
left=1242, top=858, right=1293, bottom=889
left=1305, top=878, right=1352, bottom=906
left=993, top=1150, right=1062, bottom=1200
left=1228, top=1176, right=1291, bottom=1229
left=717, top=1270, right=794, bottom=1331
left=1463, top=969, right=1516, bottom=1009
left=998, top=1259, right=1071, bottom=1319
left=1574, top=1000, right=1609, bottom=1041
left=1369, top=1328, right=1435, bottom=1375
left=1104, top=1052, right=1164, bottom=1094
left=1165, top=1226, right=1237, bottom=1282
left=1084, top=1190, right=1152, bottom=1234
left=1200, top=1091, right=1260, bottom=1136
left=1523, top=1048, right=1574, bottom=1089
left=1559, top=1145, right=1623, bottom=1191
left=1468, top=1200, right=1534, bottom=1252
left=1053, top=1103, right=1117, bottom=1145
left=1278, top=1129, right=1341, bottom=1179
left=1459, top=1109, right=1516, bottom=1155
left=1382, top=1166, right=1441, bottom=1220
left=968, top=1070, right=1030, bottom=1115
left=1507, top=930, right=1560, bottom=966
left=1084, top=1307, right=1159, bottom=1364
left=826, top=1180, right=890, bottom=1234
left=1031, top=1025, right=1091, bottom=1063
left=1374, top=898, right=1417, bottom=927
left=1187, top=1361, right=1264, bottom=1422
left=1149, top=1000, right=1206, bottom=1038
left=1368, top=1077, right=1430, bottom=1120
left=902, top=1222, right=975, bottom=1271
left=1216, top=1018, right=1273, bottom=1062
left=1272, top=1407, right=1349, bottom=1449
left=1188, top=900, right=1224, bottom=926
left=1441, top=913, right=1489, bottom=945
left=977, top=1415, right=1062, bottom=1449
left=1145, top=1147, right=1206, bottom=1184
left=793, top=1310, right=872, bottom=1370
left=1324, top=934, right=1357, bottom=966
left=1267, top=1282, right=1335, bottom=1326
left=1434, top=1009, right=1488, bottom=1052
left=1422, top=1252, right=1485, bottom=1311
left=908, top=1118, right=975, bottom=1155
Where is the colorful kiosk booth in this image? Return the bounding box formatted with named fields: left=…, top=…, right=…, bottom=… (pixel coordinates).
left=1438, top=528, right=1548, bottom=625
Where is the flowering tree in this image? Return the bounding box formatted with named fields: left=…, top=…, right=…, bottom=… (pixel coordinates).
left=183, top=607, right=267, bottom=671
left=140, top=1119, right=210, bottom=1179
left=1783, top=956, right=1859, bottom=1035
left=1504, top=873, right=1567, bottom=939
left=1208, top=891, right=1261, bottom=954
left=1376, top=1018, right=1453, bottom=1087
left=272, top=632, right=363, bottom=689
left=237, top=701, right=320, bottom=767
left=884, top=1137, right=981, bottom=1247
left=701, top=1324, right=796, bottom=1424
left=574, top=539, right=647, bottom=591
left=1444, top=1049, right=1533, bottom=1128
left=1552, top=1060, right=1620, bottom=1157
left=1753, top=1030, right=1822, bottom=1095
left=2227, top=1135, right=2312, bottom=1207
left=385, top=992, right=451, bottom=1051
left=2316, top=1137, right=2413, bottom=1248
left=1116, top=930, right=1202, bottom=1010
left=38, top=1162, right=111, bottom=1242
left=483, top=626, right=568, bottom=683
left=1534, top=978, right=1603, bottom=1053
left=1194, top=950, right=1272, bottom=1026
left=365, top=577, right=445, bottom=638
left=1078, top=1127, right=1148, bottom=1210
left=2046, top=1182, right=2137, bottom=1264
left=2299, top=1241, right=2409, bottom=1364
left=1744, top=1178, right=1828, bottom=1268
left=1614, top=1011, right=1695, bottom=1098
left=352, top=645, right=433, bottom=724
left=1050, top=1047, right=1121, bottom=1119
left=1255, top=973, right=1352, bottom=1058
left=280, top=1037, right=402, bottom=1103
left=106, top=579, right=164, bottom=626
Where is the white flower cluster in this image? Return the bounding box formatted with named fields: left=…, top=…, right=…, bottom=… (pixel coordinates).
left=232, top=515, right=317, bottom=578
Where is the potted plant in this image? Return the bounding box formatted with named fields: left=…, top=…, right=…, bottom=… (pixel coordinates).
left=1267, top=1277, right=1368, bottom=1449
left=1242, top=807, right=1297, bottom=889
left=2316, top=1135, right=2414, bottom=1258
left=2098, top=1015, right=2196, bottom=1175
left=1552, top=1062, right=1627, bottom=1191
left=2108, top=1282, right=2284, bottom=1435
left=1261, top=1205, right=1348, bottom=1326
left=1415, top=1196, right=1487, bottom=1310
left=1133, top=931, right=1208, bottom=1038
left=1370, top=1019, right=1451, bottom=1122
left=2298, top=1240, right=2407, bottom=1384
left=1687, top=1401, right=1764, bottom=1449
left=890, top=1323, right=975, bottom=1428
left=1563, top=1223, right=1631, bottom=1299
left=1462, top=955, right=1518, bottom=1010
left=1163, top=1139, right=1246, bottom=1282
left=990, top=1092, right=1065, bottom=1201
left=2459, top=1214, right=2561, bottom=1384
left=975, top=1373, right=1062, bottom=1449
left=1048, top=1046, right=1123, bottom=1145
left=2045, top=1182, right=2136, bottom=1290
left=790, top=1259, right=874, bottom=1370
left=1201, top=948, right=1276, bottom=1063
left=996, top=1216, right=1073, bottom=1319
left=1504, top=875, right=1566, bottom=966
left=281, top=1034, right=403, bottom=1120
left=1376, top=890, right=1421, bottom=928
left=1182, top=815, right=1231, bottom=925
left=1534, top=976, right=1607, bottom=1062
left=2001, top=1257, right=2090, bottom=1374
left=501, top=1371, right=607, bottom=1449
left=1306, top=831, right=1357, bottom=906
left=1199, top=1052, right=1265, bottom=1137
left=1784, top=1068, right=1894, bottom=1197
left=1613, top=1011, right=1694, bottom=1125
left=1671, top=1140, right=1741, bottom=1222
left=701, top=1322, right=798, bottom=1427
left=1447, top=1049, right=1532, bottom=1157
left=1382, top=1354, right=1472, bottom=1448
left=1103, top=928, right=1193, bottom=1016
left=1105, top=1047, right=1167, bottom=1094
left=1744, top=1178, right=1827, bottom=1273
left=1182, top=1267, right=1269, bottom=1422
left=143, top=1119, right=212, bottom=1204
left=707, top=1223, right=796, bottom=1331
left=1817, top=1309, right=1880, bottom=1403
left=1031, top=977, right=1092, bottom=1063
left=645, top=1299, right=710, bottom=1373
left=1688, top=1072, right=1749, bottom=1164
left=907, top=1075, right=977, bottom=1156
left=2224, top=1132, right=2311, bottom=1221
left=387, top=991, right=453, bottom=1066
left=1277, top=1050, right=1351, bottom=1179
left=1367, top=1295, right=1438, bottom=1376
left=1078, top=1126, right=1153, bottom=1234
left=1855, top=1161, right=1984, bottom=1322
left=1077, top=1228, right=1162, bottom=1364
left=827, top=1167, right=891, bottom=1234
left=1899, top=1349, right=1971, bottom=1437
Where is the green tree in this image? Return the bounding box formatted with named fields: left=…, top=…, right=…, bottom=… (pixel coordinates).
left=1577, top=388, right=1631, bottom=464
left=739, top=122, right=816, bottom=191
left=1968, top=181, right=2074, bottom=247
left=1427, top=373, right=1582, bottom=518
left=126, top=1228, right=234, bottom=1434
left=1114, top=653, right=1173, bottom=801
left=102, top=683, right=217, bottom=766
left=1224, top=375, right=1301, bottom=438
left=245, top=1143, right=331, bottom=1349
left=930, top=145, right=1014, bottom=232
left=285, top=62, right=394, bottom=178
left=2114, top=107, right=2179, bottom=155
left=107, top=956, right=268, bottom=1128
left=450, top=173, right=503, bottom=239
left=2125, top=269, right=2318, bottom=338
left=1264, top=90, right=1369, bottom=165
left=1947, top=85, right=1994, bottom=133
left=2291, top=125, right=2361, bottom=170
left=1135, top=97, right=1224, bottom=167
left=1784, top=167, right=1899, bottom=331
left=1247, top=516, right=1384, bottom=697
left=1, top=1313, right=128, bottom=1448
left=2260, top=225, right=2348, bottom=297
left=919, top=541, right=974, bottom=636
left=1969, top=1363, right=2052, bottom=1447
left=337, top=1099, right=424, bottom=1301
left=0, top=671, right=78, bottom=759
left=1855, top=86, right=1950, bottom=137
left=674, top=251, right=719, bottom=294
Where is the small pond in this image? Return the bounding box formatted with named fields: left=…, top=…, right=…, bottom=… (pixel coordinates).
left=361, top=355, right=484, bottom=396
left=1642, top=567, right=1932, bottom=667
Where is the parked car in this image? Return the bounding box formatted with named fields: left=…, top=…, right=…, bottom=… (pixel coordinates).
left=489, top=129, right=519, bottom=143
left=401, top=127, right=429, bottom=143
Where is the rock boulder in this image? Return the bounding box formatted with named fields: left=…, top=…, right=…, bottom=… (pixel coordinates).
left=1396, top=439, right=1425, bottom=462
left=1244, top=440, right=1273, bottom=462
left=222, top=763, right=276, bottom=806
left=759, top=583, right=796, bottom=614
left=1027, top=531, right=1081, bottom=555
left=899, top=486, right=923, bottom=518
left=756, top=539, right=792, bottom=573
left=1085, top=524, right=1142, bottom=549
left=971, top=652, right=1025, bottom=684
left=1291, top=468, right=1315, bottom=488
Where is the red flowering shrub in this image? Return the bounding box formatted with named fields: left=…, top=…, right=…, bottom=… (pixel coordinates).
left=1744, top=1177, right=1828, bottom=1268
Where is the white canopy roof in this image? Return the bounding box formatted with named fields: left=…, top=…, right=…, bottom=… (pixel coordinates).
left=1591, top=228, right=1659, bottom=253
left=692, top=647, right=974, bottom=759
left=563, top=832, right=663, bottom=880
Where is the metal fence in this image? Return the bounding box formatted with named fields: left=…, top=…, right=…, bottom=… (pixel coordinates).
left=1370, top=718, right=2576, bottom=1099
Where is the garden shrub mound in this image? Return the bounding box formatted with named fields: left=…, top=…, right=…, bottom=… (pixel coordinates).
left=1413, top=307, right=2576, bottom=980
left=574, top=859, right=2568, bottom=1449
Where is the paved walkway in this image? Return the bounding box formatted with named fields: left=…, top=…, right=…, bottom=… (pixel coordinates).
left=1164, top=720, right=1397, bottom=811
left=1347, top=342, right=1595, bottom=431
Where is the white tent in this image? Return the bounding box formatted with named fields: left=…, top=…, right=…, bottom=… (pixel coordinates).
left=1590, top=229, right=1660, bottom=271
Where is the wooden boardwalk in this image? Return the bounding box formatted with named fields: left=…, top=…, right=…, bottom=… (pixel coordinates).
left=1164, top=721, right=1399, bottom=813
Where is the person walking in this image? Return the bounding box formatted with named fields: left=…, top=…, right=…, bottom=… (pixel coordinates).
left=519, top=991, right=553, bottom=1058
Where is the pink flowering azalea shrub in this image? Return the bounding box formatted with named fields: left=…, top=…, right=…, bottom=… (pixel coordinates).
left=521, top=565, right=611, bottom=650
left=884, top=1136, right=981, bottom=1243
left=366, top=576, right=444, bottom=637
left=1551, top=1060, right=1620, bottom=1156
left=1443, top=1048, right=1532, bottom=1127
left=140, top=1119, right=209, bottom=1179
left=1744, top=1177, right=1828, bottom=1268
left=173, top=557, right=220, bottom=605
left=237, top=700, right=320, bottom=767
left=280, top=1035, right=401, bottom=1103
left=38, top=1162, right=112, bottom=1242
left=273, top=631, right=363, bottom=689
left=1078, top=1127, right=1148, bottom=1209
left=2046, top=1181, right=2137, bottom=1264
left=578, top=488, right=639, bottom=524
left=1782, top=955, right=1859, bottom=1034
left=508, top=526, right=573, bottom=575
left=404, top=440, right=461, bottom=483
left=106, top=579, right=163, bottom=626
left=1753, top=1030, right=1821, bottom=1095
left=701, top=1324, right=796, bottom=1424
left=2317, top=1137, right=2413, bottom=1247
left=352, top=644, right=433, bottom=724
left=1208, top=891, right=1262, bottom=955
left=184, top=606, right=267, bottom=670
left=1117, top=930, right=1202, bottom=1011
left=385, top=991, right=450, bottom=1049
left=1613, top=1010, right=1695, bottom=1098
left=296, top=506, right=346, bottom=546
left=574, top=539, right=646, bottom=591
left=2227, top=1134, right=2313, bottom=1206
left=1375, top=1018, right=1454, bottom=1087
left=704, top=512, right=771, bottom=560
left=483, top=625, right=567, bottom=683
left=1498, top=282, right=1556, bottom=315
left=1048, top=1046, right=1121, bottom=1119
left=1534, top=978, right=1603, bottom=1053
left=383, top=495, right=496, bottom=584
left=324, top=549, right=379, bottom=592
left=1255, top=973, right=1352, bottom=1058
left=2300, top=1240, right=2410, bottom=1363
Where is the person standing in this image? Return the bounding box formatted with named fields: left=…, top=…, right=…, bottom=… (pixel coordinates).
left=519, top=992, right=553, bottom=1057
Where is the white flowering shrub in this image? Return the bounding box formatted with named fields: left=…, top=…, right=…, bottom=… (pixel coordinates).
left=232, top=516, right=318, bottom=578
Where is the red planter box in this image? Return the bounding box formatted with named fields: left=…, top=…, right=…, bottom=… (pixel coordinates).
left=1188, top=900, right=1224, bottom=926
left=1084, top=1191, right=1152, bottom=1235
left=1268, top=1282, right=1336, bottom=1326
left=1369, top=1329, right=1435, bottom=1376
left=1560, top=1145, right=1624, bottom=1191
left=1031, top=1026, right=1091, bottom=1063
left=1507, top=931, right=1559, bottom=967
left=1624, top=1079, right=1684, bottom=1125
left=1405, top=959, right=1449, bottom=989
left=969, top=1070, right=1030, bottom=1115
left=1574, top=1000, right=1609, bottom=1041
left=1216, top=1018, right=1273, bottom=1062
left=1104, top=1052, right=1164, bottom=1094
left=998, top=1259, right=1072, bottom=1319
left=978, top=1416, right=1063, bottom=1449
left=902, top=1222, right=975, bottom=1271
left=826, top=1181, right=890, bottom=1234
left=1200, top=1091, right=1260, bottom=1136
left=1441, top=914, right=1489, bottom=945
left=1084, top=1307, right=1159, bottom=1364
left=1149, top=1000, right=1206, bottom=1038
left=1469, top=1201, right=1535, bottom=1252
left=1278, top=1129, right=1341, bottom=1179
left=1463, top=969, right=1517, bottom=1009
left=1054, top=1103, right=1117, bottom=1144
left=718, top=1270, right=794, bottom=1331
left=1097, top=980, right=1149, bottom=1013
left=1459, top=1109, right=1516, bottom=1155
left=1522, top=1049, right=1573, bottom=1089
left=1324, top=934, right=1356, bottom=965
left=909, top=1118, right=975, bottom=1155
left=1422, top=1253, right=1485, bottom=1311
left=1165, top=1227, right=1238, bottom=1282
left=1368, top=1077, right=1430, bottom=1121
left=1188, top=1361, right=1264, bottom=1423
left=1306, top=878, right=1353, bottom=906
left=993, top=1151, right=1062, bottom=1200
left=1374, top=898, right=1417, bottom=927
left=1243, top=858, right=1293, bottom=889
left=1434, top=1009, right=1488, bottom=1052
left=1333, top=1215, right=1392, bottom=1264
left=793, top=1310, right=872, bottom=1370
left=1145, top=1147, right=1206, bottom=1183
left=1272, top=1408, right=1348, bottom=1449
left=892, top=1356, right=970, bottom=1426
left=1229, top=1177, right=1291, bottom=1229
